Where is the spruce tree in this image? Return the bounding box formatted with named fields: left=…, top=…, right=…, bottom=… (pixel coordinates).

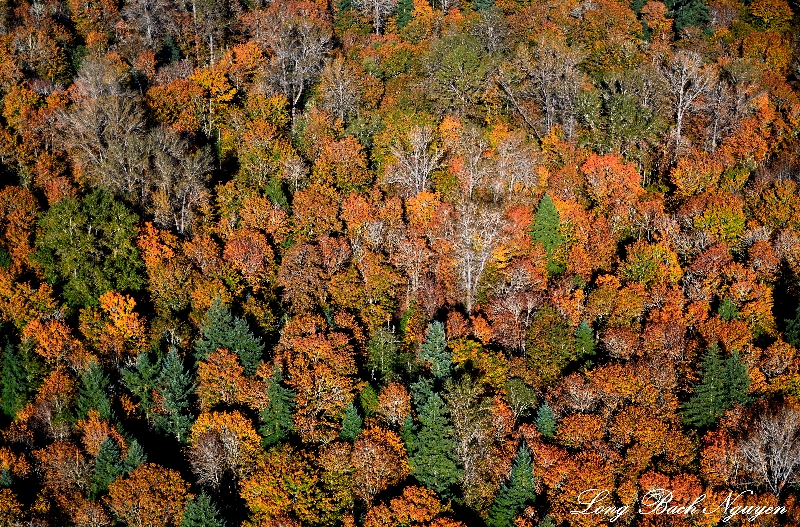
left=419, top=321, right=451, bottom=380
left=0, top=343, right=27, bottom=419
left=396, top=0, right=412, bottom=28
left=407, top=381, right=461, bottom=498
left=182, top=491, right=226, bottom=527
left=665, top=0, right=709, bottom=31
left=153, top=348, right=194, bottom=442
left=530, top=194, right=565, bottom=276
left=535, top=403, right=556, bottom=439
left=785, top=305, right=800, bottom=348
left=122, top=439, right=146, bottom=474
left=681, top=344, right=750, bottom=427
left=195, top=297, right=264, bottom=375
left=340, top=403, right=362, bottom=442
left=122, top=352, right=160, bottom=421
left=486, top=444, right=536, bottom=527
left=90, top=437, right=123, bottom=499
left=76, top=360, right=112, bottom=421
left=574, top=320, right=595, bottom=360
left=259, top=366, right=296, bottom=447
left=474, top=0, right=494, bottom=11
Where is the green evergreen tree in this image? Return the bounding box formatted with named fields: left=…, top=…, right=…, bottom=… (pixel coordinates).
left=90, top=437, right=123, bottom=499
left=122, top=352, right=160, bottom=422
left=535, top=403, right=556, bottom=439
left=530, top=194, right=565, bottom=276
left=486, top=444, right=536, bottom=527
left=76, top=361, right=112, bottom=421
left=194, top=298, right=264, bottom=375
left=340, top=403, right=362, bottom=442
left=575, top=320, right=595, bottom=360
left=784, top=305, right=800, bottom=348
left=474, top=0, right=494, bottom=11
left=32, top=189, right=144, bottom=307
left=718, top=298, right=740, bottom=321
left=396, top=0, right=413, bottom=28
left=681, top=344, right=750, bottom=427
left=665, top=0, right=709, bottom=31
left=259, top=366, right=296, bottom=447
left=419, top=321, right=451, bottom=380
left=407, top=380, right=461, bottom=498
left=0, top=343, right=27, bottom=419
left=122, top=439, right=146, bottom=474
left=153, top=347, right=194, bottom=442
left=182, top=491, right=226, bottom=527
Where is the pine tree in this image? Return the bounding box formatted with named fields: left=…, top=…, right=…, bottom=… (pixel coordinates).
left=574, top=320, right=595, bottom=360
left=259, top=366, right=296, bottom=447
left=407, top=380, right=461, bottom=498
left=194, top=298, right=264, bottom=376
left=535, top=403, right=556, bottom=439
left=76, top=361, right=112, bottom=421
left=153, top=348, right=194, bottom=442
left=419, top=321, right=451, bottom=380
left=785, top=305, right=800, bottom=348
left=90, top=437, right=123, bottom=499
left=474, top=0, right=494, bottom=11
left=529, top=194, right=565, bottom=276
left=665, top=0, right=709, bottom=31
left=681, top=344, right=749, bottom=427
left=486, top=444, right=536, bottom=527
left=182, top=491, right=226, bottom=527
left=340, top=403, right=362, bottom=442
left=0, top=343, right=27, bottom=419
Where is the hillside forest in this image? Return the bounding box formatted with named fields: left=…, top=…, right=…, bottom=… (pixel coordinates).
left=0, top=0, right=800, bottom=526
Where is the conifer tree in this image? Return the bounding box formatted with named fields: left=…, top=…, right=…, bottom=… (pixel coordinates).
left=122, top=352, right=160, bottom=422
left=486, top=444, right=536, bottom=527
left=535, top=403, right=556, bottom=439
left=396, top=0, right=412, bottom=28
left=340, top=403, right=362, bottom=442
left=785, top=306, right=800, bottom=348
left=419, top=321, right=451, bottom=380
left=122, top=439, right=146, bottom=474
left=665, top=0, right=709, bottom=31
left=76, top=360, right=112, bottom=421
left=90, top=437, right=123, bottom=499
left=407, top=380, right=461, bottom=498
left=153, top=348, right=194, bottom=442
left=681, top=344, right=750, bottom=427
left=259, top=366, right=296, bottom=447
left=182, top=491, right=226, bottom=527
left=574, top=320, right=595, bottom=360
left=529, top=194, right=565, bottom=276
left=474, top=0, right=494, bottom=11
left=0, top=343, right=27, bottom=419
left=195, top=298, right=264, bottom=375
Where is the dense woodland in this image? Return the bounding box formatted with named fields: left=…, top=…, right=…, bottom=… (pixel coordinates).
left=0, top=0, right=799, bottom=525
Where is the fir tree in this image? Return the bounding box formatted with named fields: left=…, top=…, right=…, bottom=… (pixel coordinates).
left=90, top=437, right=123, bottom=499
left=474, top=0, right=494, bottom=11
left=486, top=444, right=536, bottom=527
left=0, top=343, right=27, bottom=419
left=76, top=360, right=112, bottom=421
left=195, top=297, right=264, bottom=375
left=340, top=403, right=362, bottom=442
left=574, top=320, right=595, bottom=360
left=530, top=194, right=565, bottom=276
left=182, top=491, right=226, bottom=527
left=535, top=403, right=556, bottom=439
left=153, top=348, right=194, bottom=442
left=407, top=380, right=461, bottom=498
left=665, top=0, right=709, bottom=31
left=718, top=298, right=740, bottom=322
left=259, top=366, right=296, bottom=447
left=419, top=321, right=451, bottom=380
left=681, top=344, right=750, bottom=427
left=785, top=305, right=800, bottom=348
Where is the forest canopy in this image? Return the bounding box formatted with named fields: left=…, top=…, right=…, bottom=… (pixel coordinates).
left=0, top=0, right=800, bottom=526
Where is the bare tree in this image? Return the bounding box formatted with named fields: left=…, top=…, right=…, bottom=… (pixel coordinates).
left=385, top=125, right=445, bottom=198
left=318, top=55, right=362, bottom=125
left=451, top=202, right=503, bottom=314
left=188, top=430, right=225, bottom=488
left=353, top=0, right=397, bottom=34
left=738, top=404, right=800, bottom=496
left=657, top=50, right=716, bottom=155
